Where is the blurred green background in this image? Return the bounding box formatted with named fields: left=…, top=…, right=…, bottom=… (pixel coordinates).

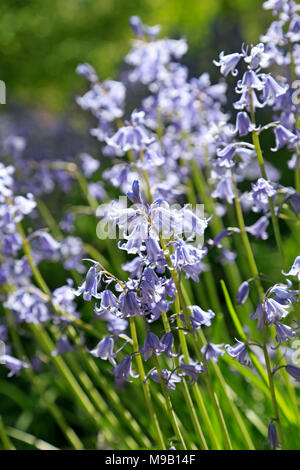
left=1, top=0, right=268, bottom=113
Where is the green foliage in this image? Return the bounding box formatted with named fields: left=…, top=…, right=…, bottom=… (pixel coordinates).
left=1, top=0, right=266, bottom=112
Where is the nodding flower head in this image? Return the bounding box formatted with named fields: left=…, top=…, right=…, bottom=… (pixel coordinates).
left=187, top=305, right=215, bottom=329
left=274, top=322, right=298, bottom=347
left=285, top=365, right=300, bottom=382
left=179, top=358, right=206, bottom=385
left=213, top=52, right=242, bottom=77
left=201, top=343, right=225, bottom=363
left=89, top=336, right=116, bottom=365
left=150, top=368, right=181, bottom=391
left=236, top=281, right=250, bottom=305
left=161, top=332, right=176, bottom=358
left=246, top=216, right=269, bottom=240
left=119, top=291, right=141, bottom=318
left=225, top=340, right=250, bottom=366
left=271, top=125, right=297, bottom=152
left=111, top=355, right=138, bottom=388
left=264, top=421, right=280, bottom=450
left=283, top=255, right=300, bottom=279
left=140, top=332, right=166, bottom=361
left=75, top=264, right=101, bottom=301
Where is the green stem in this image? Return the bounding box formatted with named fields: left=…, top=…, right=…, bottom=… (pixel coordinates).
left=249, top=88, right=285, bottom=269
left=152, top=354, right=187, bottom=450
left=129, top=317, right=165, bottom=449
left=67, top=325, right=151, bottom=449
left=161, top=311, right=208, bottom=450
left=262, top=313, right=285, bottom=449
left=4, top=306, right=84, bottom=450
left=230, top=169, right=264, bottom=297
left=230, top=172, right=285, bottom=448
left=0, top=416, right=15, bottom=450
left=160, top=237, right=232, bottom=450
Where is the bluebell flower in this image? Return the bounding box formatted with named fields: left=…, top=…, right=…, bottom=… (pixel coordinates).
left=238, top=70, right=264, bottom=90
left=127, top=180, right=143, bottom=204
left=88, top=182, right=107, bottom=201
left=187, top=305, right=215, bottom=329
left=234, top=88, right=264, bottom=110
left=161, top=332, right=176, bottom=358
left=51, top=336, right=75, bottom=356
left=145, top=237, right=165, bottom=268
left=250, top=297, right=290, bottom=329
left=150, top=368, right=181, bottom=391
left=213, top=52, right=242, bottom=77
left=33, top=232, right=61, bottom=258
left=129, top=16, right=143, bottom=37
left=75, top=264, right=102, bottom=301
left=60, top=236, right=85, bottom=273
left=287, top=15, right=300, bottom=42
left=0, top=163, right=14, bottom=197
left=271, top=125, right=297, bottom=151
left=89, top=337, right=116, bottom=365
left=179, top=358, right=206, bottom=384
left=129, top=16, right=161, bottom=39
left=283, top=255, right=300, bottom=279
left=76, top=63, right=98, bottom=83
left=261, top=74, right=288, bottom=105
left=106, top=111, right=153, bottom=152
left=201, top=343, right=225, bottom=363
left=285, top=364, right=300, bottom=382
left=2, top=355, right=30, bottom=378
left=95, top=289, right=119, bottom=316
left=5, top=289, right=51, bottom=324
left=140, top=332, right=166, bottom=361
left=263, top=0, right=285, bottom=14
left=225, top=340, right=250, bottom=366
left=264, top=422, right=280, bottom=450
left=244, top=43, right=265, bottom=69
left=14, top=193, right=36, bottom=217
left=246, top=216, right=269, bottom=240
left=236, top=281, right=250, bottom=305
left=249, top=178, right=276, bottom=213
left=232, top=112, right=255, bottom=137
left=119, top=291, right=141, bottom=317
left=80, top=153, right=100, bottom=178
left=274, top=322, right=298, bottom=347
left=212, top=178, right=235, bottom=204
left=269, top=281, right=297, bottom=303
left=137, top=147, right=165, bottom=169
left=111, top=355, right=138, bottom=387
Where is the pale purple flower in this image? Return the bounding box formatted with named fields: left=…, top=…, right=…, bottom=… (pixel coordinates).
left=179, top=358, right=206, bottom=384
left=51, top=336, right=75, bottom=356
left=225, top=340, right=250, bottom=366
left=213, top=52, right=242, bottom=77
left=264, top=422, right=280, bottom=450
left=150, top=368, right=181, bottom=390
left=140, top=332, right=165, bottom=361
left=283, top=255, right=300, bottom=279
left=285, top=364, right=300, bottom=382
left=236, top=281, right=250, bottom=305
left=89, top=337, right=116, bottom=365
left=271, top=125, right=297, bottom=151
left=246, top=216, right=269, bottom=240
left=80, top=153, right=100, bottom=178
left=187, top=305, right=215, bottom=329
left=201, top=343, right=225, bottom=363
left=2, top=355, right=29, bottom=377
left=111, top=355, right=138, bottom=387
